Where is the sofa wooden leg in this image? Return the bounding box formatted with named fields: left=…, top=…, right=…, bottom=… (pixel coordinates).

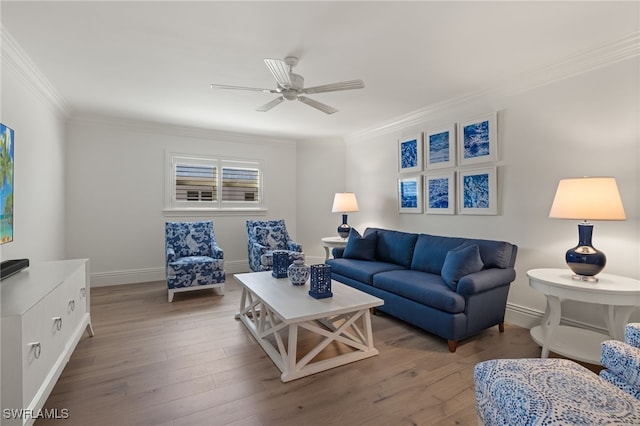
left=499, top=322, right=505, bottom=333
left=370, top=307, right=378, bottom=315
left=448, top=340, right=457, bottom=353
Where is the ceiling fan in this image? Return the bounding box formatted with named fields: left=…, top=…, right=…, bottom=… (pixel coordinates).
left=210, top=56, right=364, bottom=114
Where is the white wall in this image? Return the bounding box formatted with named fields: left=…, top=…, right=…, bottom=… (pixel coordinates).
left=295, top=137, right=347, bottom=265
left=344, top=57, right=640, bottom=331
left=0, top=35, right=67, bottom=263
left=65, top=118, right=298, bottom=285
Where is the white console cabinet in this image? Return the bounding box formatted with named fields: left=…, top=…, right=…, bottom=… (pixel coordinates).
left=1, top=259, right=94, bottom=425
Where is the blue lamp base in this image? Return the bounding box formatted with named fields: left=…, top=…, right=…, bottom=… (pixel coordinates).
left=565, top=222, right=606, bottom=282
left=337, top=214, right=351, bottom=239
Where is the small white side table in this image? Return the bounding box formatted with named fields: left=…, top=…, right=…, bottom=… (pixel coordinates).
left=321, top=236, right=348, bottom=260
left=528, top=268, right=640, bottom=365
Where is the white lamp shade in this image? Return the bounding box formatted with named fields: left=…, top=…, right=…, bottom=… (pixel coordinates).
left=549, top=177, right=626, bottom=221
left=332, top=193, right=359, bottom=213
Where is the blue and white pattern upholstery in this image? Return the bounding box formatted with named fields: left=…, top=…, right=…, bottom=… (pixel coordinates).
left=246, top=220, right=303, bottom=272
left=474, top=357, right=640, bottom=425
left=600, top=323, right=640, bottom=399
left=165, top=221, right=225, bottom=302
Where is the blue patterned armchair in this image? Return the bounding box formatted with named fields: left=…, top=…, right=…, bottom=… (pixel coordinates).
left=473, top=324, right=640, bottom=425
left=601, top=323, right=640, bottom=399
left=165, top=221, right=225, bottom=302
left=246, top=219, right=303, bottom=272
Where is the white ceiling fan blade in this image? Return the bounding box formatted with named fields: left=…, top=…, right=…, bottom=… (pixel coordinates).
left=303, top=79, right=365, bottom=94
left=264, top=59, right=291, bottom=88
left=297, top=96, right=338, bottom=114
left=256, top=97, right=285, bottom=112
left=210, top=84, right=276, bottom=93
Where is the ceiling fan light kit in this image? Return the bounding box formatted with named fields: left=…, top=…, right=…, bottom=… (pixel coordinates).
left=210, top=56, right=364, bottom=114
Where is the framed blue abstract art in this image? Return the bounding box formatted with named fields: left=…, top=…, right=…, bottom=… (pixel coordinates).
left=398, top=135, right=422, bottom=173
left=458, top=113, right=497, bottom=166
left=425, top=172, right=455, bottom=215
left=424, top=125, right=455, bottom=170
left=0, top=123, right=14, bottom=244
left=398, top=176, right=422, bottom=213
left=458, top=166, right=497, bottom=215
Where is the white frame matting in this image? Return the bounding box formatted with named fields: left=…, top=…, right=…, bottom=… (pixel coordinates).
left=234, top=272, right=383, bottom=382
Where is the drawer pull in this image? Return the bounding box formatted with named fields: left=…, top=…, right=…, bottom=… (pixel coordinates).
left=68, top=299, right=76, bottom=312
left=28, top=342, right=42, bottom=359
left=53, top=316, right=63, bottom=331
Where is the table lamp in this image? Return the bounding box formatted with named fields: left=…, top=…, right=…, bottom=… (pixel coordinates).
left=332, top=193, right=359, bottom=238
left=549, top=176, right=626, bottom=282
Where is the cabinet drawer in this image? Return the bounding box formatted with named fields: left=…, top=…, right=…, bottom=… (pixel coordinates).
left=21, top=295, right=58, bottom=405
left=21, top=281, right=76, bottom=406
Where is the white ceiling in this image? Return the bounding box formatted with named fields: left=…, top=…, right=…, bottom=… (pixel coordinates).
left=2, top=1, right=638, bottom=140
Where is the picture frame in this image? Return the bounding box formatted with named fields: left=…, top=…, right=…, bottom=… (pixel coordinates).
left=398, top=176, right=422, bottom=213
left=398, top=135, right=422, bottom=173
left=424, top=125, right=455, bottom=170
left=458, top=166, right=498, bottom=215
left=425, top=172, right=455, bottom=215
left=458, top=112, right=497, bottom=166
left=0, top=123, right=14, bottom=244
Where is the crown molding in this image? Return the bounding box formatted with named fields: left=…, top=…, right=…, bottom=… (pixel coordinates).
left=347, top=30, right=640, bottom=142
left=1, top=25, right=70, bottom=117
left=68, top=113, right=299, bottom=146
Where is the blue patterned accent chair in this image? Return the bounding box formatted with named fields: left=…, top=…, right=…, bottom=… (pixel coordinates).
left=165, top=221, right=225, bottom=302
left=474, top=325, right=640, bottom=425
left=246, top=219, right=303, bottom=272
left=601, top=323, right=640, bottom=399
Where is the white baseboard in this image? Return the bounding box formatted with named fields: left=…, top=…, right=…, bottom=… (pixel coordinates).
left=90, top=260, right=250, bottom=287
left=505, top=302, right=608, bottom=335
left=505, top=302, right=542, bottom=330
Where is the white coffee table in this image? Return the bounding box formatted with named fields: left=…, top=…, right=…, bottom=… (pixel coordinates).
left=235, top=271, right=384, bottom=382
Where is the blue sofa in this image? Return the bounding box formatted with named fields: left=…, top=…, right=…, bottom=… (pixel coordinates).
left=326, top=228, right=517, bottom=352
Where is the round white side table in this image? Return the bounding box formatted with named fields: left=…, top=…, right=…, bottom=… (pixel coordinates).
left=527, top=268, right=640, bottom=365
left=321, top=236, right=348, bottom=260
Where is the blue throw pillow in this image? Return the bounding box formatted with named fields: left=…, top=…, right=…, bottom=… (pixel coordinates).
left=343, top=229, right=377, bottom=261
left=441, top=244, right=484, bottom=290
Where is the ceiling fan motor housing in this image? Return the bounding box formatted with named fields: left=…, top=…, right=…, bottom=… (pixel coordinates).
left=282, top=73, right=304, bottom=100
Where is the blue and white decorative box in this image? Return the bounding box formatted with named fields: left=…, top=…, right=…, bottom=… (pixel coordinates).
left=271, top=250, right=290, bottom=278
left=309, top=264, right=332, bottom=299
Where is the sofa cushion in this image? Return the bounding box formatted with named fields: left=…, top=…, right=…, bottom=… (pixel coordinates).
left=343, top=229, right=377, bottom=261
left=441, top=244, right=484, bottom=290
left=326, top=258, right=405, bottom=285
left=411, top=234, right=516, bottom=272
left=369, top=228, right=418, bottom=268
left=372, top=270, right=466, bottom=314
left=411, top=234, right=465, bottom=274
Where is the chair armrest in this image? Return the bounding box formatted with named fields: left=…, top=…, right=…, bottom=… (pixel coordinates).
left=211, top=244, right=224, bottom=260
left=167, top=247, right=176, bottom=263
left=250, top=242, right=271, bottom=256
left=287, top=241, right=302, bottom=252
left=626, top=323, right=640, bottom=348
left=601, top=340, right=640, bottom=388
left=456, top=268, right=516, bottom=296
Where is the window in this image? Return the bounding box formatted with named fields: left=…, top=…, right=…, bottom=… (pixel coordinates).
left=166, top=153, right=263, bottom=211
left=176, top=163, right=217, bottom=202
left=222, top=167, right=260, bottom=202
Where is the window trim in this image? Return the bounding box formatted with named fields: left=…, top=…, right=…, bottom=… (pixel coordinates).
left=165, top=152, right=266, bottom=214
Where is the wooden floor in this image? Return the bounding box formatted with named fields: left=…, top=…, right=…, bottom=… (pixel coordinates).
left=38, top=275, right=545, bottom=426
